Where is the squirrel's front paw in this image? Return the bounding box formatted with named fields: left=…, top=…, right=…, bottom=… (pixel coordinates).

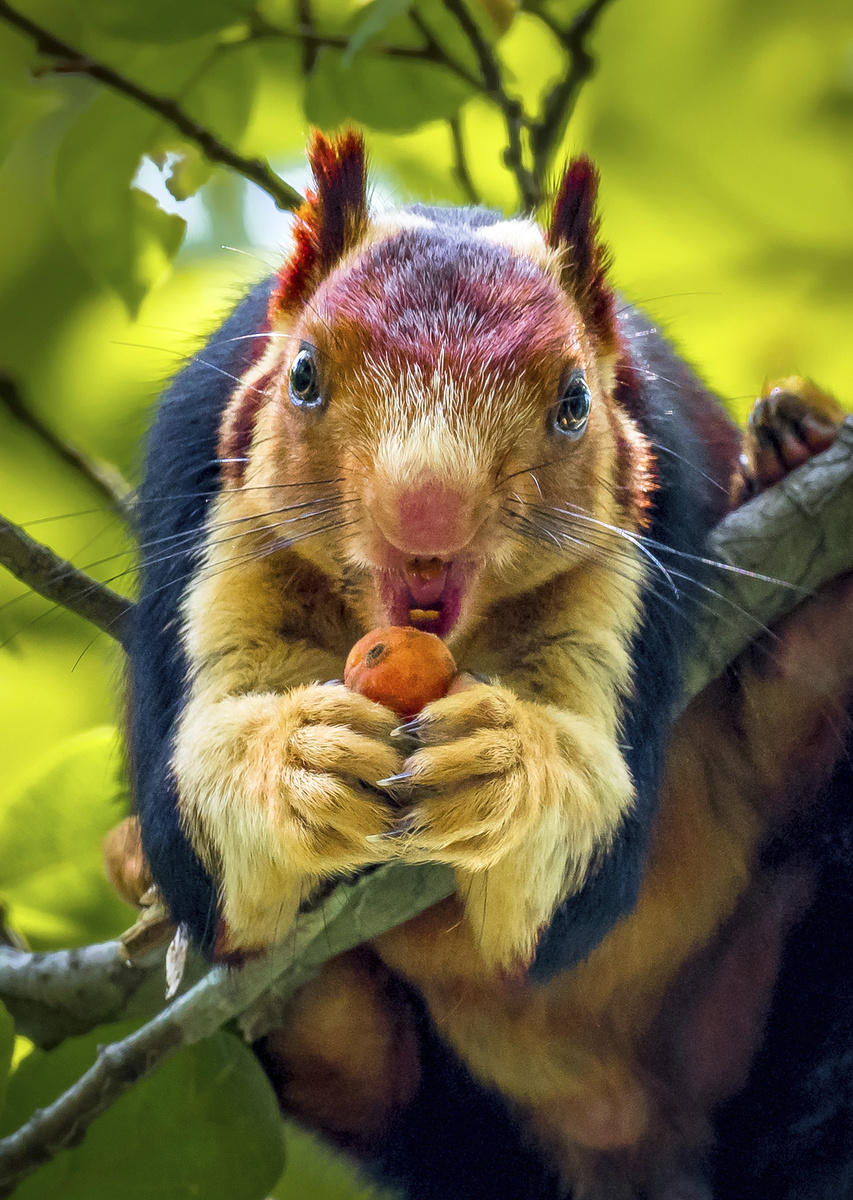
left=382, top=683, right=563, bottom=869
left=175, top=684, right=403, bottom=949
left=379, top=683, right=633, bottom=965
left=271, top=684, right=403, bottom=867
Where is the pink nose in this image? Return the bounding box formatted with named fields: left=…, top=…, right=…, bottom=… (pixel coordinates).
left=390, top=482, right=474, bottom=556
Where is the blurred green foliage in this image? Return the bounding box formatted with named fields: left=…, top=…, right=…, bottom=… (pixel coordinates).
left=1, top=1024, right=285, bottom=1199
left=0, top=0, right=850, bottom=1195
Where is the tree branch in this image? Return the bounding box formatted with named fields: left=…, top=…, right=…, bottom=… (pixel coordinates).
left=448, top=115, right=481, bottom=205
left=0, top=514, right=132, bottom=647
left=0, top=941, right=179, bottom=1049
left=0, top=0, right=303, bottom=213
left=527, top=0, right=616, bottom=188
left=439, top=0, right=538, bottom=208
left=248, top=10, right=484, bottom=91
left=0, top=374, right=133, bottom=523
left=680, top=416, right=853, bottom=704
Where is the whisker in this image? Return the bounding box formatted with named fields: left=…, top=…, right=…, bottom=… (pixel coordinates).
left=507, top=502, right=781, bottom=642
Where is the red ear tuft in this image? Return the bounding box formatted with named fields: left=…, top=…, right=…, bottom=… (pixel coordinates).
left=547, top=156, right=616, bottom=351
left=270, top=129, right=368, bottom=319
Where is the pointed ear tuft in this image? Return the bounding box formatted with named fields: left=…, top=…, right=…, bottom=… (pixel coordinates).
left=270, top=129, right=369, bottom=319
left=546, top=156, right=617, bottom=351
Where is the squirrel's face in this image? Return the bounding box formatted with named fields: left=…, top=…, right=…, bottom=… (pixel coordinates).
left=219, top=134, right=649, bottom=642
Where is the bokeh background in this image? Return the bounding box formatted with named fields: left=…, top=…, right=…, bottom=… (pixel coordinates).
left=0, top=0, right=850, bottom=1196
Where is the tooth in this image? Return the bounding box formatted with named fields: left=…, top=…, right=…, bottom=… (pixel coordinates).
left=409, top=608, right=440, bottom=623
left=406, top=557, right=444, bottom=581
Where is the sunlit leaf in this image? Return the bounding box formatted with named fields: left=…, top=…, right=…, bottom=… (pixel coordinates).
left=0, top=1025, right=284, bottom=1200
left=164, top=146, right=214, bottom=200
left=0, top=727, right=134, bottom=948
left=183, top=44, right=256, bottom=147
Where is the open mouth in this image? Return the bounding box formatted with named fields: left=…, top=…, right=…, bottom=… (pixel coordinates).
left=378, top=557, right=467, bottom=639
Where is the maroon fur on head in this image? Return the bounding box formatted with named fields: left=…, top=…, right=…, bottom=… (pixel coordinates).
left=269, top=129, right=368, bottom=319
left=547, top=156, right=617, bottom=351
left=218, top=366, right=275, bottom=485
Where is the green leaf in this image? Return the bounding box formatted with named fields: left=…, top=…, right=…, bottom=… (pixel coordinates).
left=272, top=1124, right=392, bottom=1199
left=305, top=47, right=475, bottom=132
left=0, top=728, right=135, bottom=948
left=164, top=146, right=214, bottom=200
left=344, top=0, right=413, bottom=65
left=0, top=1003, right=13, bottom=1119
left=70, top=0, right=255, bottom=44
left=182, top=44, right=256, bottom=147
left=0, top=1025, right=284, bottom=1200
left=55, top=93, right=187, bottom=314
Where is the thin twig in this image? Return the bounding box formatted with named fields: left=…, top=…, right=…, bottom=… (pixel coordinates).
left=248, top=10, right=483, bottom=91
left=528, top=0, right=616, bottom=189
left=448, top=115, right=481, bottom=205
left=0, top=0, right=303, bottom=213
left=439, top=0, right=537, bottom=208
left=294, top=0, right=319, bottom=74
left=0, top=513, right=132, bottom=647
left=407, top=10, right=484, bottom=91
left=0, top=374, right=134, bottom=523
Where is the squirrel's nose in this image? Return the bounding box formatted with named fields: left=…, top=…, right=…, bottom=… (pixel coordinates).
left=381, top=480, right=478, bottom=557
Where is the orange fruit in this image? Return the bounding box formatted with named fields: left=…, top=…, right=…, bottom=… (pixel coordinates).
left=344, top=626, right=457, bottom=717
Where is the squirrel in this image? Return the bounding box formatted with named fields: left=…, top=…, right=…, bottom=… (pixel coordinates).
left=129, top=131, right=853, bottom=1197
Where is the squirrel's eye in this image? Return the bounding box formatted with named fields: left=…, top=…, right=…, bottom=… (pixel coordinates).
left=289, top=349, right=322, bottom=408
left=553, top=373, right=591, bottom=438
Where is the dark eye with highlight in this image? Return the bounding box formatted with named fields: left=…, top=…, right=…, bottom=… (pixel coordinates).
left=553, top=372, right=591, bottom=438
left=289, top=348, right=322, bottom=409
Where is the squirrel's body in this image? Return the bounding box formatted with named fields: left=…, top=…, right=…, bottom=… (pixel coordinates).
left=130, top=133, right=853, bottom=1197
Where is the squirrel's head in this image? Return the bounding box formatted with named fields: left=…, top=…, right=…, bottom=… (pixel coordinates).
left=219, top=131, right=651, bottom=641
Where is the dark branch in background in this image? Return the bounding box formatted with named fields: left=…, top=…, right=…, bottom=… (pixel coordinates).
left=440, top=0, right=538, bottom=209
left=407, top=10, right=483, bottom=92
left=294, top=0, right=319, bottom=75
left=0, top=0, right=304, bottom=213
left=0, top=514, right=131, bottom=647
left=448, top=116, right=481, bottom=205
left=527, top=0, right=616, bottom=189
left=0, top=374, right=134, bottom=523
left=247, top=10, right=483, bottom=91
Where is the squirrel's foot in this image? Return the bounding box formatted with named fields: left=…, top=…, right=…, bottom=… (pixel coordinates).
left=735, top=376, right=846, bottom=502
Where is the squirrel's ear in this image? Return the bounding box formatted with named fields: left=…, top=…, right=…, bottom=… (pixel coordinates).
left=546, top=156, right=617, bottom=352
left=270, top=129, right=368, bottom=318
